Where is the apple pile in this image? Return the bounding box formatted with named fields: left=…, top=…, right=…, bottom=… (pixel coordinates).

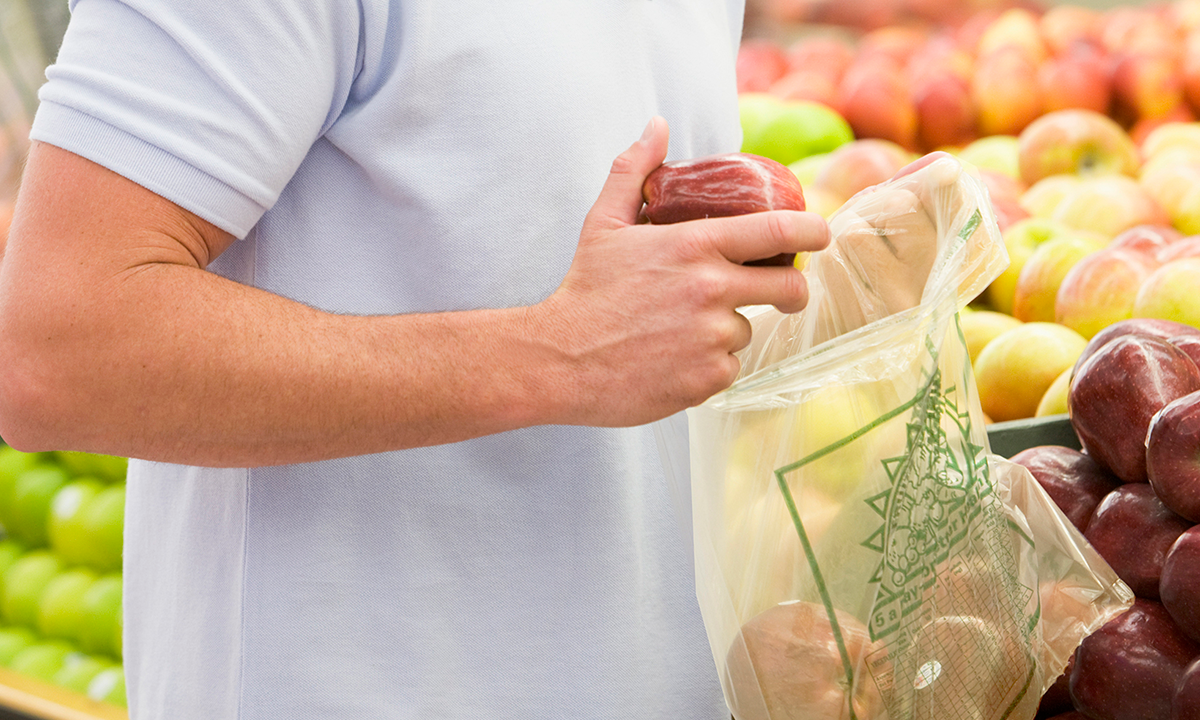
left=1008, top=318, right=1200, bottom=719
left=0, top=443, right=126, bottom=708
left=737, top=2, right=1200, bottom=154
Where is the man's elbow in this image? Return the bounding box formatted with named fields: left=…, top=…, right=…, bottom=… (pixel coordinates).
left=0, top=318, right=79, bottom=453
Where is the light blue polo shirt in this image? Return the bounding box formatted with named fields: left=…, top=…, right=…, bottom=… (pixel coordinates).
left=31, top=0, right=745, bottom=717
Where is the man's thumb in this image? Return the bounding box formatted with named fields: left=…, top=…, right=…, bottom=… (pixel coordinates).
left=589, top=116, right=669, bottom=228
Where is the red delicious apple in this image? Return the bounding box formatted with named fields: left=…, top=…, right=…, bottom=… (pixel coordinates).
left=1037, top=650, right=1075, bottom=718
left=1010, top=445, right=1122, bottom=532
left=1070, top=598, right=1200, bottom=720
left=1148, top=390, right=1200, bottom=522
left=1162, top=526, right=1200, bottom=645
left=1069, top=334, right=1200, bottom=483
left=1174, top=656, right=1200, bottom=720
left=1043, top=713, right=1087, bottom=720
left=1170, top=334, right=1200, bottom=369
left=1085, top=484, right=1194, bottom=598
left=1074, top=318, right=1200, bottom=375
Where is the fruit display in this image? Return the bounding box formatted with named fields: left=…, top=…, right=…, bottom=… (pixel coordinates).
left=0, top=443, right=126, bottom=709
left=1007, top=321, right=1200, bottom=718
left=737, top=3, right=1200, bottom=153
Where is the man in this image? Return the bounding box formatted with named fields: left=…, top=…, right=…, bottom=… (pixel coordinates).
left=0, top=1, right=831, bottom=717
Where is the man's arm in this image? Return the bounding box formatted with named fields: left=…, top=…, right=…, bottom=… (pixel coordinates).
left=0, top=119, right=830, bottom=467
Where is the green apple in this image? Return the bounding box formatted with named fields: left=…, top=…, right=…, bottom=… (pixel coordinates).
left=0, top=626, right=37, bottom=665
left=0, top=446, right=47, bottom=533
left=52, top=652, right=115, bottom=694
left=958, top=135, right=1022, bottom=181
left=0, top=538, right=27, bottom=580
left=37, top=567, right=99, bottom=643
left=47, top=478, right=105, bottom=566
left=78, top=572, right=121, bottom=657
left=974, top=322, right=1088, bottom=422
left=740, top=94, right=854, bottom=166
left=8, top=641, right=77, bottom=683
left=52, top=452, right=127, bottom=484
left=8, top=465, right=70, bottom=547
left=86, top=665, right=126, bottom=707
left=1, top=550, right=64, bottom=628
left=78, top=484, right=124, bottom=572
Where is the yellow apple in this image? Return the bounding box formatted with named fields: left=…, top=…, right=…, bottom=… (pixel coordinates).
left=1035, top=366, right=1073, bottom=417
left=1012, top=234, right=1108, bottom=323
left=957, top=134, right=1021, bottom=181
left=984, top=217, right=1075, bottom=315
left=974, top=322, right=1088, bottom=422
left=1138, top=159, right=1200, bottom=235
left=1132, top=257, right=1200, bottom=329
left=1139, top=121, right=1200, bottom=160
left=960, top=309, right=1024, bottom=365
left=1051, top=174, right=1169, bottom=239
left=1019, top=174, right=1083, bottom=218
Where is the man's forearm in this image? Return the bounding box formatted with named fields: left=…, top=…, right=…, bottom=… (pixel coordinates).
left=0, top=256, right=569, bottom=466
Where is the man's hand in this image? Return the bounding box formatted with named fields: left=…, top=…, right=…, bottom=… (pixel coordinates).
left=533, top=117, right=832, bottom=427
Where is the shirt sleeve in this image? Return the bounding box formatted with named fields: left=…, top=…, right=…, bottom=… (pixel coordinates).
left=30, top=0, right=363, bottom=238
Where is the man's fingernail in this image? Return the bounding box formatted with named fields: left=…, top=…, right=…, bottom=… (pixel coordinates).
left=640, top=117, right=657, bottom=142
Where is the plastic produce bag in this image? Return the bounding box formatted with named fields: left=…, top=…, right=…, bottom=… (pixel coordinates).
left=672, top=153, right=1133, bottom=720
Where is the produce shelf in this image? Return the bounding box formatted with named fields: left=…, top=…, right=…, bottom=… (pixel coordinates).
left=0, top=668, right=124, bottom=720
left=986, top=413, right=1082, bottom=458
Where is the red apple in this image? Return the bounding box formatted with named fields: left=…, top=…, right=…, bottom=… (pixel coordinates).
left=1111, top=51, right=1187, bottom=127
left=1069, top=334, right=1200, bottom=483
left=972, top=47, right=1044, bottom=137
left=811, top=138, right=912, bottom=206
left=1070, top=598, right=1200, bottom=720
left=1039, top=5, right=1104, bottom=57
left=1073, top=317, right=1200, bottom=375
left=1017, top=108, right=1139, bottom=186
left=1170, top=334, right=1200, bottom=368
left=1010, top=445, right=1122, bottom=533
left=1055, top=248, right=1162, bottom=341
left=1037, top=650, right=1076, bottom=718
left=977, top=7, right=1048, bottom=65
left=1161, top=526, right=1200, bottom=643
left=784, top=35, right=855, bottom=80
left=1037, top=43, right=1114, bottom=116
left=1148, top=390, right=1200, bottom=522
left=837, top=56, right=918, bottom=151
left=1175, top=656, right=1200, bottom=720
left=911, top=71, right=977, bottom=152
left=1110, top=224, right=1185, bottom=259
left=1159, top=236, right=1200, bottom=263
left=737, top=40, right=789, bottom=94
left=1085, top=484, right=1194, bottom=598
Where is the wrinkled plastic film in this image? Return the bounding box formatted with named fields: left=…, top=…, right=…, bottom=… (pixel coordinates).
left=675, top=154, right=1132, bottom=720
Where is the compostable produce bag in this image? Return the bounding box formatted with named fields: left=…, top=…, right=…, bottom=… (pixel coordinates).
left=678, top=153, right=1132, bottom=720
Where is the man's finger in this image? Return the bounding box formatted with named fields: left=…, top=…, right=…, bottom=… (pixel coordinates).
left=698, top=210, right=832, bottom=265
left=586, top=117, right=670, bottom=229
